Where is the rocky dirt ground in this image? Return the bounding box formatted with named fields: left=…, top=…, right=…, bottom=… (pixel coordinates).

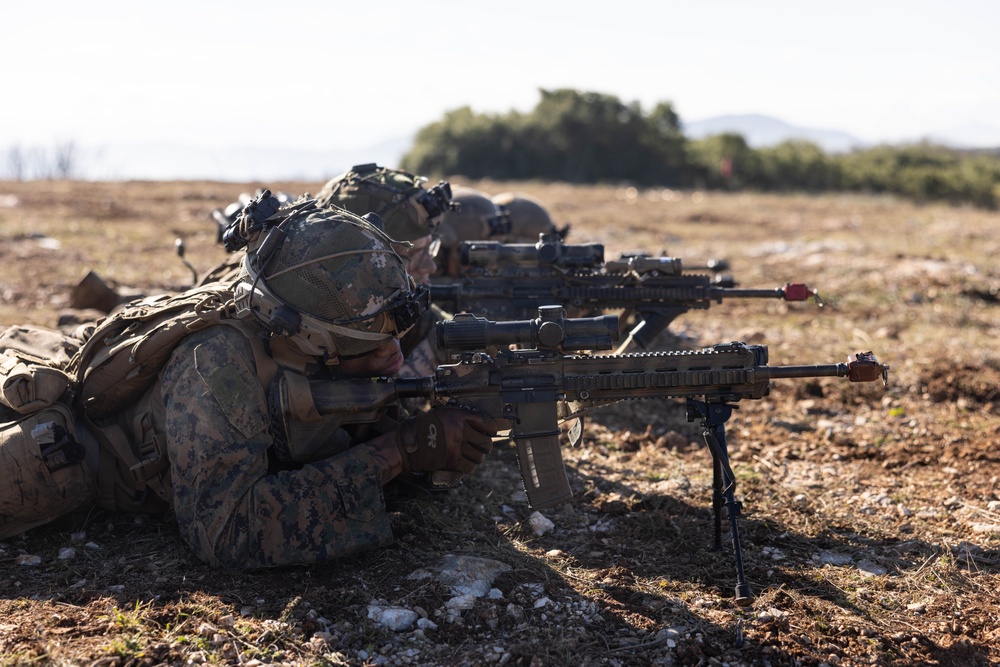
left=0, top=180, right=998, bottom=666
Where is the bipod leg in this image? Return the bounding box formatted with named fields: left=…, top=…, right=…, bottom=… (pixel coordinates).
left=687, top=399, right=752, bottom=605
left=712, top=448, right=723, bottom=549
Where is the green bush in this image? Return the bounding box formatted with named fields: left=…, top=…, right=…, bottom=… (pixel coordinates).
left=401, top=89, right=1000, bottom=208
left=687, top=133, right=764, bottom=190
left=758, top=140, right=842, bottom=192
left=402, top=89, right=691, bottom=186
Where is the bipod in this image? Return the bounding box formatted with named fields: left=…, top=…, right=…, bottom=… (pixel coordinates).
left=686, top=399, right=752, bottom=605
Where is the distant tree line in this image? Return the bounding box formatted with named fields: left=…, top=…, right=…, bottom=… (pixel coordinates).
left=401, top=89, right=1000, bottom=209
left=2, top=142, right=78, bottom=180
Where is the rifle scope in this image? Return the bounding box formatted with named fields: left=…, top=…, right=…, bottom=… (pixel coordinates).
left=459, top=237, right=605, bottom=269
left=603, top=254, right=684, bottom=276
left=437, top=305, right=619, bottom=353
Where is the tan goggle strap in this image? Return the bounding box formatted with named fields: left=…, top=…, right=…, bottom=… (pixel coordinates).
left=233, top=279, right=397, bottom=343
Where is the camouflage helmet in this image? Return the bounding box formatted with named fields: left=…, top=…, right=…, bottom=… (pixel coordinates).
left=436, top=186, right=511, bottom=249
left=491, top=192, right=568, bottom=243
left=233, top=200, right=429, bottom=363
left=314, top=163, right=453, bottom=242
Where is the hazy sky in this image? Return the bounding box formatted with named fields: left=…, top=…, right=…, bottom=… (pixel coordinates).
left=5, top=0, right=999, bottom=151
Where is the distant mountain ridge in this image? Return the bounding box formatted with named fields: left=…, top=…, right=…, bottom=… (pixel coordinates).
left=683, top=113, right=1000, bottom=153
left=682, top=114, right=865, bottom=153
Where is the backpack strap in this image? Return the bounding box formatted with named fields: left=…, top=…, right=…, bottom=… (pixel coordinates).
left=90, top=318, right=279, bottom=510
left=224, top=319, right=278, bottom=390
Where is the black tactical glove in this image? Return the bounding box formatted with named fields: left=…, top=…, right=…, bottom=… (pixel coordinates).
left=397, top=406, right=497, bottom=475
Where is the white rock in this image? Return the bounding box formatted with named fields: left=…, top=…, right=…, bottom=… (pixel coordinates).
left=856, top=560, right=887, bottom=577
left=817, top=551, right=853, bottom=566
left=445, top=594, right=477, bottom=611
left=971, top=523, right=1000, bottom=534
left=15, top=554, right=41, bottom=566
left=533, top=597, right=551, bottom=609
left=57, top=547, right=76, bottom=560
left=529, top=512, right=555, bottom=536
left=367, top=605, right=418, bottom=632
left=416, top=618, right=438, bottom=631
left=409, top=554, right=512, bottom=598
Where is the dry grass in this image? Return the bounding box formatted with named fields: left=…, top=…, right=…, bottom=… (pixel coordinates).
left=1, top=179, right=999, bottom=666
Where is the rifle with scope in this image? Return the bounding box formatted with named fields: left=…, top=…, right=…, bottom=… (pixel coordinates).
left=430, top=235, right=821, bottom=352
left=448, top=233, right=731, bottom=276
left=297, top=306, right=889, bottom=602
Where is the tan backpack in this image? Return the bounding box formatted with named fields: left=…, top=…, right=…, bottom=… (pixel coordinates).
left=0, top=283, right=278, bottom=536
left=66, top=284, right=236, bottom=419
left=0, top=324, right=81, bottom=416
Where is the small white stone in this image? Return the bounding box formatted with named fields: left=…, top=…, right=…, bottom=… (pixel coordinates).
left=818, top=551, right=853, bottom=566
left=367, top=605, right=418, bottom=632
left=445, top=594, right=477, bottom=611
left=971, top=523, right=1000, bottom=534
left=529, top=512, right=555, bottom=536
left=856, top=560, right=887, bottom=577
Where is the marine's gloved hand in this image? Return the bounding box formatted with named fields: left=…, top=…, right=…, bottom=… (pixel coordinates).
left=397, top=406, right=497, bottom=474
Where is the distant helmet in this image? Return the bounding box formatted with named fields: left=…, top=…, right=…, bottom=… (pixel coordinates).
left=436, top=187, right=511, bottom=249
left=314, top=163, right=453, bottom=242
left=491, top=192, right=568, bottom=243
left=233, top=200, right=429, bottom=363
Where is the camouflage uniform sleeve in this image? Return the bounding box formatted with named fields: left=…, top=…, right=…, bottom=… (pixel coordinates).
left=159, top=326, right=394, bottom=569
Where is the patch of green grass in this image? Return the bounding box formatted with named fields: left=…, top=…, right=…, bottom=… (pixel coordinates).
left=105, top=635, right=145, bottom=660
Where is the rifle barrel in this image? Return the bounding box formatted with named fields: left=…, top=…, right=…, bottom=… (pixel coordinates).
left=718, top=288, right=786, bottom=299
left=765, top=363, right=848, bottom=380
